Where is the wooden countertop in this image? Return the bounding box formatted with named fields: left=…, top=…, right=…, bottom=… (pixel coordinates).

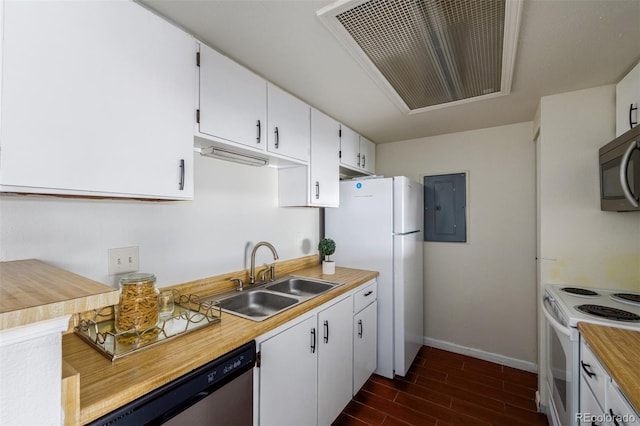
left=578, top=322, right=640, bottom=412
left=0, top=259, right=119, bottom=330
left=62, top=264, right=378, bottom=424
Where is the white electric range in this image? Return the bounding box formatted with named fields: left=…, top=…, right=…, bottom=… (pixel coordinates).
left=545, top=284, right=640, bottom=330
left=542, top=284, right=640, bottom=426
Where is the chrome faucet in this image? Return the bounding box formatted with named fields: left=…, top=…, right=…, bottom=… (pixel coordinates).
left=249, top=241, right=279, bottom=285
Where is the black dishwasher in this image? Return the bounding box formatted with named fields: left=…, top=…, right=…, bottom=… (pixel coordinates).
left=88, top=340, right=256, bottom=426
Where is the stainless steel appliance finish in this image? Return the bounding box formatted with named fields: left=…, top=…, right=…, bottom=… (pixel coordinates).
left=599, top=125, right=640, bottom=211
left=542, top=285, right=640, bottom=426
left=87, top=340, right=256, bottom=425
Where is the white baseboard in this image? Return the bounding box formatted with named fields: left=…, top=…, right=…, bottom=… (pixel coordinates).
left=423, top=336, right=538, bottom=373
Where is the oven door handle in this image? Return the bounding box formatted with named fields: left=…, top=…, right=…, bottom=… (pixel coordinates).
left=542, top=301, right=571, bottom=337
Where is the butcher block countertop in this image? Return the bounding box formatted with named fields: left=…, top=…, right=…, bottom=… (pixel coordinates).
left=0, top=259, right=119, bottom=330
left=62, top=258, right=378, bottom=424
left=578, top=322, right=640, bottom=412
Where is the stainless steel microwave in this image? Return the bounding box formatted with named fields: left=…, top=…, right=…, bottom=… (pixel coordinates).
left=599, top=125, right=640, bottom=211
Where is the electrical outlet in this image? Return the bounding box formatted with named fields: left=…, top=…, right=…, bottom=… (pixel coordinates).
left=108, top=246, right=139, bottom=276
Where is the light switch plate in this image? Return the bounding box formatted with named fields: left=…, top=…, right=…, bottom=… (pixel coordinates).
left=108, top=246, right=139, bottom=276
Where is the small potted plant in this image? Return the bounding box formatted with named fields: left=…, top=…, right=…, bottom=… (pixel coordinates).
left=318, top=237, right=336, bottom=275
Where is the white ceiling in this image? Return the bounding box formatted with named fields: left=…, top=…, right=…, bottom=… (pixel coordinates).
left=139, top=0, right=640, bottom=143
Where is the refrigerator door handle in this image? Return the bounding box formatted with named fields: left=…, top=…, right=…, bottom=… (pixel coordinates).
left=394, top=230, right=421, bottom=236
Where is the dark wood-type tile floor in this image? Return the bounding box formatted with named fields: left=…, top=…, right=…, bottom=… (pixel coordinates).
left=333, top=346, right=548, bottom=426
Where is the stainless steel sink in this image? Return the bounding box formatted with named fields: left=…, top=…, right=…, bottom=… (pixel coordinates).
left=265, top=278, right=334, bottom=297
left=218, top=291, right=298, bottom=321
left=210, top=276, right=344, bottom=322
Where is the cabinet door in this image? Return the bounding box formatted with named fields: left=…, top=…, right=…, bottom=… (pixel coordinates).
left=0, top=1, right=195, bottom=199
left=578, top=381, right=604, bottom=426
left=317, top=296, right=353, bottom=426
left=198, top=44, right=267, bottom=150
left=616, top=62, right=640, bottom=137
left=359, top=136, right=376, bottom=174
left=339, top=125, right=361, bottom=169
left=259, top=316, right=317, bottom=426
left=353, top=302, right=377, bottom=395
left=310, top=109, right=340, bottom=207
left=267, top=83, right=310, bottom=162
left=607, top=380, right=640, bottom=425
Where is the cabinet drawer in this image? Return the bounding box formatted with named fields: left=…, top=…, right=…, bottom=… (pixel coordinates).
left=354, top=280, right=376, bottom=313
left=580, top=340, right=607, bottom=405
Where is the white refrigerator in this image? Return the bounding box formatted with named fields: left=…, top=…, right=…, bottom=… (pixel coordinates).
left=325, top=176, right=423, bottom=378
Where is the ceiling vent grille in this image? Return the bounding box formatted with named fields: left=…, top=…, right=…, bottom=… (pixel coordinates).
left=317, top=0, right=522, bottom=114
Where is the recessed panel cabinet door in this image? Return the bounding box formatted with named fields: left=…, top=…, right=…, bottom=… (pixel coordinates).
left=267, top=83, right=310, bottom=162
left=259, top=316, right=317, bottom=426
left=310, top=109, right=339, bottom=207
left=353, top=301, right=377, bottom=395
left=317, top=296, right=353, bottom=426
left=198, top=44, right=267, bottom=150
left=359, top=136, right=376, bottom=174
left=616, top=61, right=640, bottom=137
left=0, top=1, right=195, bottom=199
left=339, top=125, right=361, bottom=169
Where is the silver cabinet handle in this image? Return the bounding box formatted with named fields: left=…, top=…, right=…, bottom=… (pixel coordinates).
left=274, top=127, right=279, bottom=148
left=315, top=181, right=320, bottom=199
left=178, top=159, right=185, bottom=191
left=619, top=139, right=640, bottom=207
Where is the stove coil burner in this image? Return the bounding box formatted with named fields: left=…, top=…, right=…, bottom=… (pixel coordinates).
left=561, top=287, right=599, bottom=297
left=577, top=304, right=640, bottom=322
left=612, top=293, right=640, bottom=305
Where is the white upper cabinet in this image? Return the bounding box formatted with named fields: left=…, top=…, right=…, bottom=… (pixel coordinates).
left=339, top=125, right=361, bottom=170
left=339, top=125, right=376, bottom=175
left=197, top=43, right=267, bottom=150
left=359, top=136, right=376, bottom=174
left=267, top=83, right=310, bottom=162
left=278, top=108, right=339, bottom=207
left=0, top=0, right=196, bottom=199
left=310, top=109, right=340, bottom=207
left=616, top=61, right=640, bottom=137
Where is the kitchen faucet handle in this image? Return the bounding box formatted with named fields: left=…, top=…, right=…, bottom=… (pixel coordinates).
left=259, top=264, right=276, bottom=282
left=230, top=277, right=244, bottom=292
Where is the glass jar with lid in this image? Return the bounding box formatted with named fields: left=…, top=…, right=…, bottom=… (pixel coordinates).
left=115, top=272, right=159, bottom=334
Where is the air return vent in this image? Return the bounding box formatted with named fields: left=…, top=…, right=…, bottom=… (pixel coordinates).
left=317, top=0, right=522, bottom=114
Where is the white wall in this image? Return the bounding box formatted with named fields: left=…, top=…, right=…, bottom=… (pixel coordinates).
left=538, top=85, right=640, bottom=291
left=0, top=155, right=319, bottom=288
left=377, top=122, right=537, bottom=366
left=536, top=84, right=640, bottom=410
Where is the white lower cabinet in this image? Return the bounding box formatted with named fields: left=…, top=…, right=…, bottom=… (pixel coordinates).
left=579, top=338, right=640, bottom=426
left=317, top=296, right=353, bottom=426
left=259, top=315, right=317, bottom=426
left=579, top=341, right=606, bottom=425
left=257, top=280, right=377, bottom=426
left=353, top=301, right=377, bottom=395
left=607, top=380, right=640, bottom=426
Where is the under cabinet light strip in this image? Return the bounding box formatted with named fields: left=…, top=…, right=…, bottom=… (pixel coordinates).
left=199, top=146, right=269, bottom=167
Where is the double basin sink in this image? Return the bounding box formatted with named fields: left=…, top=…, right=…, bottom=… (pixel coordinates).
left=201, top=276, right=343, bottom=321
